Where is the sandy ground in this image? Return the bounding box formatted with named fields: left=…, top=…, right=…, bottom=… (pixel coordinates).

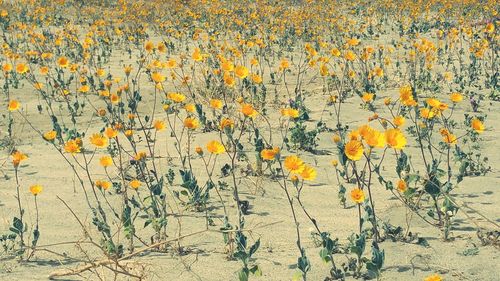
left=0, top=17, right=499, bottom=281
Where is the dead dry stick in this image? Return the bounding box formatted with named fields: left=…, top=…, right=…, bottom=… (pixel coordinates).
left=48, top=220, right=283, bottom=279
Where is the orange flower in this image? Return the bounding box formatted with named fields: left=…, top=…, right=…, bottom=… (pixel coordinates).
left=284, top=155, right=305, bottom=174
left=144, top=41, right=155, bottom=52
left=424, top=274, right=442, bottom=281
left=261, top=147, right=280, bottom=161
left=241, top=103, right=258, bottom=118
left=8, top=100, right=21, bottom=111
left=450, top=92, right=463, bottom=103
left=16, top=63, right=29, bottom=74
left=350, top=188, right=365, bottom=204
left=220, top=118, right=234, bottom=130
left=95, top=180, right=111, bottom=190
left=57, top=56, right=69, bottom=68
left=206, top=140, right=225, bottom=154
left=344, top=140, right=364, bottom=161
left=393, top=116, right=405, bottom=127
left=471, top=118, right=484, bottom=133
left=184, top=117, right=199, bottom=130
left=11, top=150, right=28, bottom=167
left=130, top=179, right=142, bottom=189
left=153, top=120, right=165, bottom=131
left=397, top=180, right=407, bottom=192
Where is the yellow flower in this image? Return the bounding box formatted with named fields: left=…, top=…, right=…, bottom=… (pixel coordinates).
left=16, top=63, right=29, bottom=74
left=279, top=58, right=290, bottom=70
left=241, top=103, right=258, bottom=118
left=89, top=133, right=108, bottom=148
left=184, top=117, right=199, bottom=130
left=167, top=92, right=186, bottom=103
left=8, top=100, right=21, bottom=111
left=420, top=108, right=435, bottom=119
left=485, top=22, right=495, bottom=34
left=221, top=60, right=234, bottom=72
left=43, top=130, right=57, bottom=141
left=350, top=188, right=365, bottom=204
left=153, top=120, right=166, bottom=131
left=471, top=118, right=484, bottom=133
left=220, top=118, right=234, bottom=130
left=210, top=99, right=223, bottom=109
left=234, top=65, right=249, bottom=79
left=331, top=48, right=341, bottom=57
left=134, top=152, right=147, bottom=161
left=365, top=129, right=386, bottom=148
left=332, top=134, right=341, bottom=143
left=100, top=155, right=113, bottom=167
left=157, top=42, right=166, bottom=53
left=399, top=85, right=416, bottom=106
left=64, top=140, right=81, bottom=154
left=11, top=150, right=28, bottom=167
left=251, top=73, right=263, bottom=84
left=184, top=103, right=196, bottom=113
left=2, top=63, right=12, bottom=72
left=450, top=92, right=463, bottom=103
left=78, top=85, right=90, bottom=93
left=144, top=41, right=155, bottom=52
left=151, top=72, right=166, bottom=83
left=30, top=184, right=43, bottom=196
left=385, top=129, right=406, bottom=150
left=397, top=180, right=407, bottom=192
left=344, top=140, right=364, bottom=161
left=344, top=50, right=356, bottom=61
left=393, top=116, right=405, bottom=127
left=281, top=108, right=299, bottom=118
left=223, top=73, right=235, bottom=87
left=362, top=93, right=374, bottom=103
left=192, top=48, right=203, bottom=61
left=284, top=155, right=305, bottom=174
left=110, top=93, right=120, bottom=104
left=57, top=56, right=69, bottom=68
left=261, top=147, right=280, bottom=161
left=95, top=180, right=111, bottom=190
left=331, top=160, right=338, bottom=167
left=424, top=274, right=442, bottom=281
left=300, top=165, right=317, bottom=181
left=206, top=140, right=225, bottom=154
left=130, top=179, right=142, bottom=189
left=442, top=132, right=457, bottom=145
left=426, top=98, right=441, bottom=108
